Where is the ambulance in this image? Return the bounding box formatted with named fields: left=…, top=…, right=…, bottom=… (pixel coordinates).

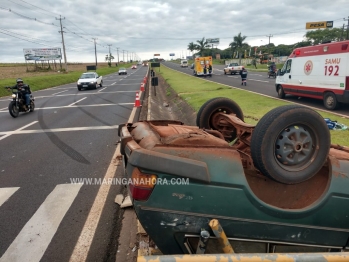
left=275, top=40, right=349, bottom=110
left=193, top=56, right=212, bottom=76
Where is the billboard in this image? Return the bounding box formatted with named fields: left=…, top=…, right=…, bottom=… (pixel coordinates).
left=169, top=53, right=175, bottom=56
left=306, top=21, right=333, bottom=29
left=23, top=48, right=62, bottom=61
left=206, top=38, right=220, bottom=44
left=154, top=54, right=160, bottom=56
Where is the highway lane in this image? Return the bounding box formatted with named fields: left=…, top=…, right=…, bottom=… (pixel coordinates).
left=0, top=66, right=146, bottom=261
left=163, top=62, right=349, bottom=117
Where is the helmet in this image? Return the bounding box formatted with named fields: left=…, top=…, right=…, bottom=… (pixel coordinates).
left=16, top=78, right=23, bottom=83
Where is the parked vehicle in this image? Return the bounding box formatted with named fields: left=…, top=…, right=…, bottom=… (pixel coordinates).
left=224, top=63, right=244, bottom=75
left=193, top=56, right=212, bottom=77
left=77, top=72, right=103, bottom=91
left=119, top=98, right=349, bottom=255
left=276, top=40, right=349, bottom=110
left=5, top=86, right=35, bottom=118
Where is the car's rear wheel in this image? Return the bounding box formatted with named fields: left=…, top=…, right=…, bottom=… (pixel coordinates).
left=323, top=92, right=338, bottom=110
left=196, top=97, right=244, bottom=141
left=251, top=105, right=330, bottom=184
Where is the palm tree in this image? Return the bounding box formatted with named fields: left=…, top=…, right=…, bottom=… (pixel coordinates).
left=187, top=42, right=197, bottom=56
left=229, top=32, right=247, bottom=63
left=196, top=37, right=210, bottom=56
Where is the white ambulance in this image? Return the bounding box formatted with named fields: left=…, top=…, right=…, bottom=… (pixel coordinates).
left=275, top=40, right=349, bottom=110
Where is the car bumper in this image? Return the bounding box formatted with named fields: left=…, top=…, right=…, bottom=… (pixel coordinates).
left=77, top=83, right=97, bottom=88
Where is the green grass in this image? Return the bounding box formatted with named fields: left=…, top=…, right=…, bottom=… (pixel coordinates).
left=0, top=64, right=132, bottom=98
left=154, top=65, right=349, bottom=146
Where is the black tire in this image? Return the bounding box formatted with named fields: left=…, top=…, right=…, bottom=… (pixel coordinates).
left=78, top=87, right=81, bottom=91
left=277, top=85, right=285, bottom=99
left=94, top=84, right=97, bottom=89
left=224, top=70, right=226, bottom=75
left=30, top=101, right=35, bottom=112
left=8, top=101, right=19, bottom=118
left=196, top=97, right=244, bottom=141
left=250, top=105, right=330, bottom=184
left=323, top=92, right=338, bottom=110
left=100, top=81, right=103, bottom=87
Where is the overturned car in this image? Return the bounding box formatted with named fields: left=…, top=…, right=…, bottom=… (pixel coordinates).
left=119, top=98, right=349, bottom=255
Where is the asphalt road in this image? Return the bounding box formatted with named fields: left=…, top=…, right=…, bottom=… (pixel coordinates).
left=163, top=62, right=349, bottom=118
left=0, top=66, right=147, bottom=261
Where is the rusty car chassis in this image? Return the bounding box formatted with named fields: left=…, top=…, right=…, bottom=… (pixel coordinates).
left=119, top=98, right=349, bottom=255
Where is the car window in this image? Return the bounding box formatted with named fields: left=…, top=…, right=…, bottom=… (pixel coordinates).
left=80, top=74, right=95, bottom=79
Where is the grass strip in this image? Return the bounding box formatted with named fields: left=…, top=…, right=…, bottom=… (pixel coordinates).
left=155, top=65, right=349, bottom=146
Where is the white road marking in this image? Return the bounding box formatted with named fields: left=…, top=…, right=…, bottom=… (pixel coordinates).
left=68, top=97, right=87, bottom=106
left=249, top=79, right=269, bottom=83
left=98, top=87, right=107, bottom=92
left=0, top=121, right=38, bottom=141
left=0, top=187, right=20, bottom=207
left=0, top=184, right=82, bottom=262
left=69, top=102, right=138, bottom=261
left=0, top=125, right=119, bottom=135
left=111, top=82, right=117, bottom=85
left=0, top=107, right=7, bottom=111
left=51, top=90, right=69, bottom=96
left=0, top=103, right=133, bottom=113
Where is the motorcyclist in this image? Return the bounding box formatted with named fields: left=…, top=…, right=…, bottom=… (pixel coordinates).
left=268, top=62, right=276, bottom=75
left=10, top=78, right=32, bottom=111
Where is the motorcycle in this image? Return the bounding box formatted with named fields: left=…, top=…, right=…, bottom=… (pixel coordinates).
left=5, top=86, right=35, bottom=118
left=268, top=68, right=277, bottom=78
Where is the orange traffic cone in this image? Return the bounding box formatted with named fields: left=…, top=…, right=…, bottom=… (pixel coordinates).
left=134, top=92, right=141, bottom=107
left=140, top=83, right=145, bottom=91
left=143, top=77, right=147, bottom=83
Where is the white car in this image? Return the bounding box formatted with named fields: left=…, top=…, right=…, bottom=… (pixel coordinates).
left=77, top=72, right=103, bottom=91
left=118, top=67, right=127, bottom=75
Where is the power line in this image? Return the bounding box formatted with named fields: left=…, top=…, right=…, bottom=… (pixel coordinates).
left=18, top=0, right=60, bottom=16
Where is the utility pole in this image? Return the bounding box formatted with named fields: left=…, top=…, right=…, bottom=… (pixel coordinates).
left=116, top=47, right=119, bottom=63
left=122, top=50, right=125, bottom=62
left=126, top=51, right=128, bottom=62
left=107, top=44, right=112, bottom=65
left=56, top=15, right=68, bottom=72
left=345, top=17, right=349, bottom=40
left=92, top=38, right=98, bottom=68
left=266, top=34, right=273, bottom=62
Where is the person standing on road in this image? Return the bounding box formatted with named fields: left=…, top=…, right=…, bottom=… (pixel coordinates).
left=240, top=68, right=248, bottom=86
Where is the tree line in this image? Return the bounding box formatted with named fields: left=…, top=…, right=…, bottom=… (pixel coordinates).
left=187, top=28, right=349, bottom=59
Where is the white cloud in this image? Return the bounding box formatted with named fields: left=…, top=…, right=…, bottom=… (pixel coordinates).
left=0, top=0, right=348, bottom=62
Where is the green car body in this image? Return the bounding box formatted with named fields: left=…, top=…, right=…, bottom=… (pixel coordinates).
left=119, top=120, right=349, bottom=254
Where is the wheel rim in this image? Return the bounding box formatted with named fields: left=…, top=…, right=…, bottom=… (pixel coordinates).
left=326, top=96, right=334, bottom=107
left=274, top=125, right=316, bottom=172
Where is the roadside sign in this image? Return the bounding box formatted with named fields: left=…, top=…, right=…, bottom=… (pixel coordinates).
left=207, top=38, right=220, bottom=44
left=154, top=54, right=160, bottom=56
left=306, top=21, right=333, bottom=29
left=169, top=53, right=175, bottom=56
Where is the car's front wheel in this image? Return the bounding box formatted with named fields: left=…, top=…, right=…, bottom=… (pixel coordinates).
left=100, top=80, right=103, bottom=87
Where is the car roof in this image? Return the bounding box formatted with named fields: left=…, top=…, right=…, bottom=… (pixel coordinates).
left=119, top=67, right=126, bottom=70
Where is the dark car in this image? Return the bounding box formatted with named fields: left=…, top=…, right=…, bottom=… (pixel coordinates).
left=119, top=98, right=349, bottom=255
